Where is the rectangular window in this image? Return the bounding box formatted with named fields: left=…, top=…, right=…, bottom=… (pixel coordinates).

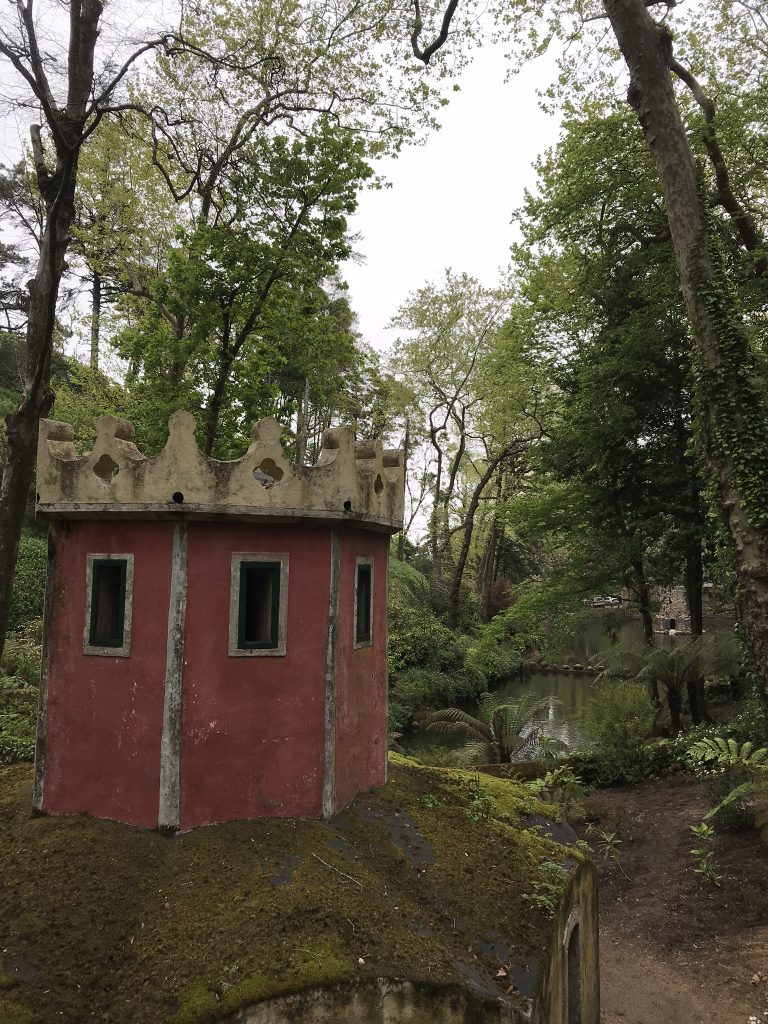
left=84, top=554, right=133, bottom=657
left=355, top=559, right=373, bottom=647
left=239, top=562, right=280, bottom=648
left=229, top=553, right=288, bottom=656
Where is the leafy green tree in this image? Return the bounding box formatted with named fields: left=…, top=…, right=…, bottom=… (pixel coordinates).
left=405, top=0, right=768, bottom=698
left=598, top=634, right=742, bottom=733
left=116, top=125, right=372, bottom=455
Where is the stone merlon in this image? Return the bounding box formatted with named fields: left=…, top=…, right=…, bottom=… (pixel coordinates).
left=36, top=411, right=405, bottom=533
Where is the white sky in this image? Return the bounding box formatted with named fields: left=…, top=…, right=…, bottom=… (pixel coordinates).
left=343, top=43, right=563, bottom=353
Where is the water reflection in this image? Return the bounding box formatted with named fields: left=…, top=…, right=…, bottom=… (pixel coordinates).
left=399, top=612, right=736, bottom=761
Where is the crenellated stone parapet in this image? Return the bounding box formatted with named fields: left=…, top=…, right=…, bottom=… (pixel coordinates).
left=36, top=411, right=404, bottom=533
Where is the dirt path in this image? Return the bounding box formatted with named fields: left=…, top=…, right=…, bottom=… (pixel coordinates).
left=578, top=776, right=768, bottom=1024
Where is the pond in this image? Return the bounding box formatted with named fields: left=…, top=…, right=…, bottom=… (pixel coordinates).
left=399, top=611, right=736, bottom=762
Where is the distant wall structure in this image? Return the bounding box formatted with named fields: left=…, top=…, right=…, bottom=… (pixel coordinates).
left=652, top=585, right=691, bottom=632
left=33, top=412, right=404, bottom=831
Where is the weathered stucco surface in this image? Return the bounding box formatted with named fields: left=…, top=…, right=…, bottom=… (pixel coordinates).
left=227, top=979, right=529, bottom=1024
left=36, top=412, right=404, bottom=531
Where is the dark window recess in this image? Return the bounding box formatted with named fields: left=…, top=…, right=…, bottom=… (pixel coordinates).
left=567, top=924, right=582, bottom=1024
left=238, top=562, right=281, bottom=649
left=89, top=560, right=127, bottom=647
left=356, top=563, right=372, bottom=644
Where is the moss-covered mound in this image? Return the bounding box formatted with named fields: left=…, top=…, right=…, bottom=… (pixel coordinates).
left=0, top=755, right=578, bottom=1024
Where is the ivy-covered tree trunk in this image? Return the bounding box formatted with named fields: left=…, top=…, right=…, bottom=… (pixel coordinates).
left=604, top=0, right=768, bottom=695
left=685, top=537, right=707, bottom=724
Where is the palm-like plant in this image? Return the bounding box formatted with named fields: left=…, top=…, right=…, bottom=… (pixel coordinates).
left=424, top=691, right=557, bottom=765
left=596, top=634, right=742, bottom=734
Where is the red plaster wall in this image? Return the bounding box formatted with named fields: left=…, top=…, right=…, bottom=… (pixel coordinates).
left=332, top=530, right=390, bottom=813
left=41, top=520, right=173, bottom=828
left=179, top=523, right=331, bottom=828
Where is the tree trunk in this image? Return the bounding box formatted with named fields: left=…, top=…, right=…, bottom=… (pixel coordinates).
left=204, top=361, right=231, bottom=457
left=685, top=533, right=709, bottom=724
left=478, top=473, right=504, bottom=622
left=448, top=450, right=509, bottom=626
left=629, top=554, right=659, bottom=703
left=666, top=686, right=683, bottom=735
left=204, top=324, right=234, bottom=456
left=0, top=0, right=103, bottom=658
left=429, top=432, right=444, bottom=586
left=90, top=269, right=101, bottom=370
left=0, top=175, right=76, bottom=656
left=631, top=555, right=654, bottom=645
left=397, top=418, right=410, bottom=560
left=604, top=0, right=768, bottom=696
left=296, top=377, right=310, bottom=464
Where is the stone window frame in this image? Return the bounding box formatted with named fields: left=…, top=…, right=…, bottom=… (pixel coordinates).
left=229, top=552, right=289, bottom=657
left=353, top=556, right=374, bottom=649
left=83, top=552, right=134, bottom=657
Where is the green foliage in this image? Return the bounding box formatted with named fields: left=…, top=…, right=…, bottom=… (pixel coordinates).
left=387, top=558, right=432, bottom=628
left=0, top=620, right=41, bottom=764
left=527, top=766, right=586, bottom=817
left=522, top=861, right=569, bottom=919
left=464, top=776, right=496, bottom=822
left=688, top=732, right=768, bottom=833
left=688, top=736, right=768, bottom=770
left=461, top=632, right=521, bottom=685
left=0, top=675, right=37, bottom=764
left=0, top=620, right=42, bottom=686
left=579, top=681, right=655, bottom=751
left=52, top=361, right=130, bottom=453
left=585, top=824, right=622, bottom=863
left=9, top=535, right=47, bottom=631
left=388, top=607, right=464, bottom=677
left=387, top=562, right=516, bottom=722
left=689, top=823, right=721, bottom=887
left=425, top=691, right=554, bottom=765
left=571, top=681, right=656, bottom=787
left=721, top=694, right=768, bottom=748
left=390, top=667, right=483, bottom=721
left=597, top=635, right=743, bottom=733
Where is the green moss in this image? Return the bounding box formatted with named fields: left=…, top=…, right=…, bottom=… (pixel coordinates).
left=174, top=979, right=220, bottom=1024
left=0, top=996, right=33, bottom=1024
left=173, top=940, right=355, bottom=1023
left=0, top=756, right=576, bottom=1024
left=0, top=965, right=17, bottom=989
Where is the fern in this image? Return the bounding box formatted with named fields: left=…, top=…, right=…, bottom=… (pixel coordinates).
left=688, top=736, right=768, bottom=769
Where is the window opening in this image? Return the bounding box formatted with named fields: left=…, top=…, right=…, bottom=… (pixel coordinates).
left=567, top=923, right=582, bottom=1024
left=238, top=562, right=281, bottom=649
left=355, top=561, right=372, bottom=646
left=89, top=559, right=127, bottom=648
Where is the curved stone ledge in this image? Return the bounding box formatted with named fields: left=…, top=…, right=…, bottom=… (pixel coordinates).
left=224, top=978, right=528, bottom=1024
left=36, top=412, right=404, bottom=532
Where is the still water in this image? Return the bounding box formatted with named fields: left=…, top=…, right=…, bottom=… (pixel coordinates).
left=400, top=611, right=736, bottom=760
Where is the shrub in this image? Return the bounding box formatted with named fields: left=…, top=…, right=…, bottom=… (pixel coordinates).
left=9, top=533, right=47, bottom=630
left=388, top=558, right=432, bottom=628
left=0, top=620, right=42, bottom=686
left=390, top=666, right=483, bottom=715
left=464, top=631, right=521, bottom=685
left=571, top=681, right=656, bottom=787
left=0, top=675, right=37, bottom=764
left=388, top=609, right=465, bottom=676
left=579, top=680, right=655, bottom=748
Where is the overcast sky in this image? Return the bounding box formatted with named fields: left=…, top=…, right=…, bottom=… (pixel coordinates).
left=343, top=43, right=563, bottom=354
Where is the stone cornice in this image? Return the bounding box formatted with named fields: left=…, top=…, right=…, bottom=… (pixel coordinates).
left=36, top=412, right=404, bottom=533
